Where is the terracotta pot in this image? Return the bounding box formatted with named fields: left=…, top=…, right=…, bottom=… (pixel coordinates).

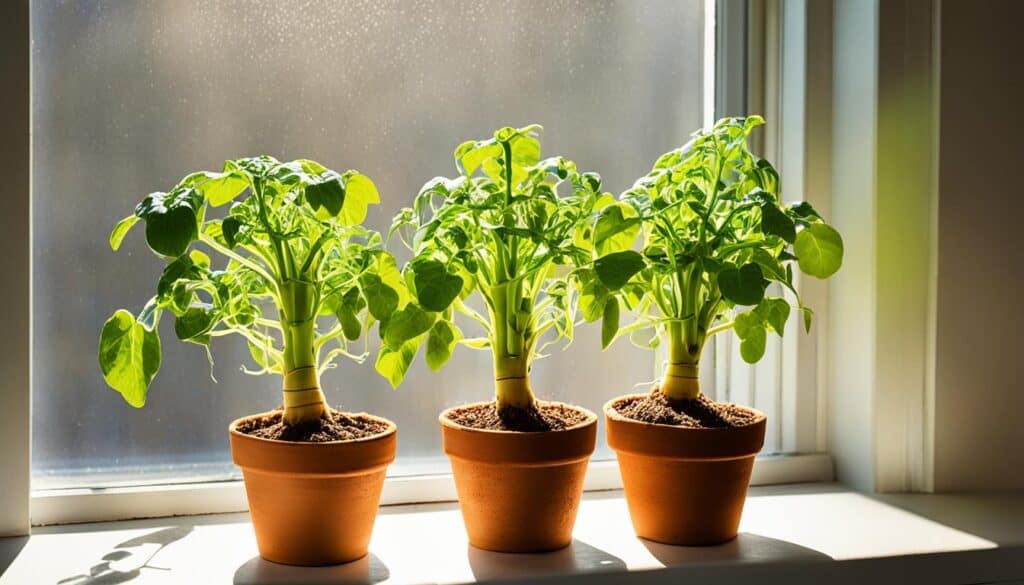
left=229, top=412, right=397, bottom=566
left=440, top=401, right=597, bottom=553
left=605, top=394, right=766, bottom=546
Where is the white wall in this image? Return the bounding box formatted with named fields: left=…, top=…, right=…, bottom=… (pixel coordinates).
left=932, top=0, right=1024, bottom=491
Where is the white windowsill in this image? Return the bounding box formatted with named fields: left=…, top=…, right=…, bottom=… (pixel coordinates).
left=4, top=483, right=1022, bottom=585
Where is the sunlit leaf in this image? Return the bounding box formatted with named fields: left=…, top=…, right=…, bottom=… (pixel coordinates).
left=795, top=223, right=844, bottom=278
left=98, top=309, right=161, bottom=407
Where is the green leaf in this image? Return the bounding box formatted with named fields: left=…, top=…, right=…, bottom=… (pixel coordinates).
left=425, top=320, right=461, bottom=371
left=136, top=189, right=203, bottom=258
left=145, top=205, right=198, bottom=258
left=109, top=215, right=140, bottom=251
left=718, top=263, right=768, bottom=306
left=754, top=297, right=790, bottom=334
left=594, top=250, right=645, bottom=290
left=507, top=133, right=541, bottom=185
left=170, top=283, right=192, bottom=315
left=157, top=255, right=202, bottom=299
left=374, top=252, right=411, bottom=309
left=359, top=273, right=399, bottom=321
left=305, top=175, right=346, bottom=217
left=456, top=141, right=502, bottom=177
left=760, top=203, right=796, bottom=243
left=459, top=337, right=491, bottom=350
left=411, top=259, right=463, bottom=312
left=801, top=306, right=814, bottom=333
left=594, top=203, right=641, bottom=254
left=733, top=311, right=767, bottom=363
left=788, top=201, right=821, bottom=219
left=601, top=298, right=620, bottom=349
left=337, top=305, right=362, bottom=341
left=794, top=223, right=843, bottom=278
left=195, top=172, right=248, bottom=207
left=375, top=336, right=423, bottom=388
left=383, top=303, right=435, bottom=348
left=222, top=216, right=242, bottom=249
left=189, top=249, right=210, bottom=269
left=339, top=173, right=380, bottom=226
left=98, top=309, right=162, bottom=407
left=336, top=288, right=365, bottom=341
left=174, top=307, right=217, bottom=341
left=751, top=248, right=789, bottom=284
left=579, top=280, right=609, bottom=322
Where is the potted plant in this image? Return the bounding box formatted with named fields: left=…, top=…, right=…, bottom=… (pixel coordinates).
left=591, top=116, right=844, bottom=545
left=99, top=156, right=407, bottom=565
left=384, top=126, right=606, bottom=552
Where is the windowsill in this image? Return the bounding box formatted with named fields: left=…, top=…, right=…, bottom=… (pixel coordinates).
left=3, top=483, right=1022, bottom=585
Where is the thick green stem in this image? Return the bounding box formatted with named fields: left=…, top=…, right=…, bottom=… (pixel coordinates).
left=661, top=320, right=701, bottom=400
left=493, top=352, right=534, bottom=411
left=280, top=280, right=327, bottom=425
left=489, top=283, right=536, bottom=411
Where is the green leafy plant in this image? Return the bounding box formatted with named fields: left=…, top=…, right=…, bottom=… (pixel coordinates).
left=99, top=155, right=403, bottom=426
left=591, top=116, right=843, bottom=400
left=385, top=125, right=609, bottom=412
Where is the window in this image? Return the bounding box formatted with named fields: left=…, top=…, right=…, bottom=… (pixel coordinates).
left=31, top=1, right=798, bottom=492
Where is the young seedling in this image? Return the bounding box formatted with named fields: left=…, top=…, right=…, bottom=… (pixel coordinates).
left=590, top=116, right=843, bottom=400
left=100, top=156, right=403, bottom=427
left=385, top=126, right=609, bottom=415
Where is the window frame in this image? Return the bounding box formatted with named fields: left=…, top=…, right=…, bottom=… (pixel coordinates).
left=0, top=0, right=30, bottom=537
left=8, top=0, right=838, bottom=528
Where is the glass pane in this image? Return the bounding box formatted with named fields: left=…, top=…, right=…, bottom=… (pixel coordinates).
left=31, top=0, right=706, bottom=489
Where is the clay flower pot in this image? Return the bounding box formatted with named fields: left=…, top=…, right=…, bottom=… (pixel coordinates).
left=605, top=395, right=766, bottom=546
left=229, top=412, right=397, bottom=566
left=440, top=402, right=597, bottom=553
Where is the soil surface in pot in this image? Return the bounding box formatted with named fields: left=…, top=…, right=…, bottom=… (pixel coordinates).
left=235, top=408, right=390, bottom=442
left=615, top=389, right=760, bottom=428
left=447, top=401, right=590, bottom=432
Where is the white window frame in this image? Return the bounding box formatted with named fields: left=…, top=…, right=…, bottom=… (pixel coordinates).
left=6, top=0, right=839, bottom=529
left=714, top=0, right=831, bottom=456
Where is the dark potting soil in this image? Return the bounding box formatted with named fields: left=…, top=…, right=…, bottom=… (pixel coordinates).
left=615, top=388, right=760, bottom=428
left=235, top=408, right=390, bottom=442
left=446, top=401, right=591, bottom=432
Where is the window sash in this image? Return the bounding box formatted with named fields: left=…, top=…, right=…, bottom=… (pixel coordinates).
left=9, top=0, right=835, bottom=526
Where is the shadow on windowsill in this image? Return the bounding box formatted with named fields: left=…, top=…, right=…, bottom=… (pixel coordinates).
left=0, top=535, right=28, bottom=577
left=55, top=525, right=193, bottom=585
left=643, top=532, right=832, bottom=566
left=467, top=538, right=626, bottom=582
left=232, top=553, right=389, bottom=585
left=870, top=492, right=1024, bottom=548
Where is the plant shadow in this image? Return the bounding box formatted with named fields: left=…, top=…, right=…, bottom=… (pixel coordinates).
left=56, top=525, right=193, bottom=585
left=643, top=532, right=832, bottom=565
left=232, top=552, right=389, bottom=585
left=468, top=538, right=626, bottom=581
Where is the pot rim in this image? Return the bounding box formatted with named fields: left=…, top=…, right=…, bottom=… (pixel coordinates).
left=603, top=393, right=766, bottom=431
left=229, top=410, right=397, bottom=475
left=604, top=393, right=767, bottom=460
left=229, top=410, right=397, bottom=447
left=439, top=400, right=598, bottom=465
left=438, top=400, right=597, bottom=436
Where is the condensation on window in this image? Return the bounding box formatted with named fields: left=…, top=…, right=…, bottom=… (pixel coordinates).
left=31, top=0, right=706, bottom=488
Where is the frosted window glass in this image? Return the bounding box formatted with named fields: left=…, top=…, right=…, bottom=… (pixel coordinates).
left=31, top=0, right=706, bottom=488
